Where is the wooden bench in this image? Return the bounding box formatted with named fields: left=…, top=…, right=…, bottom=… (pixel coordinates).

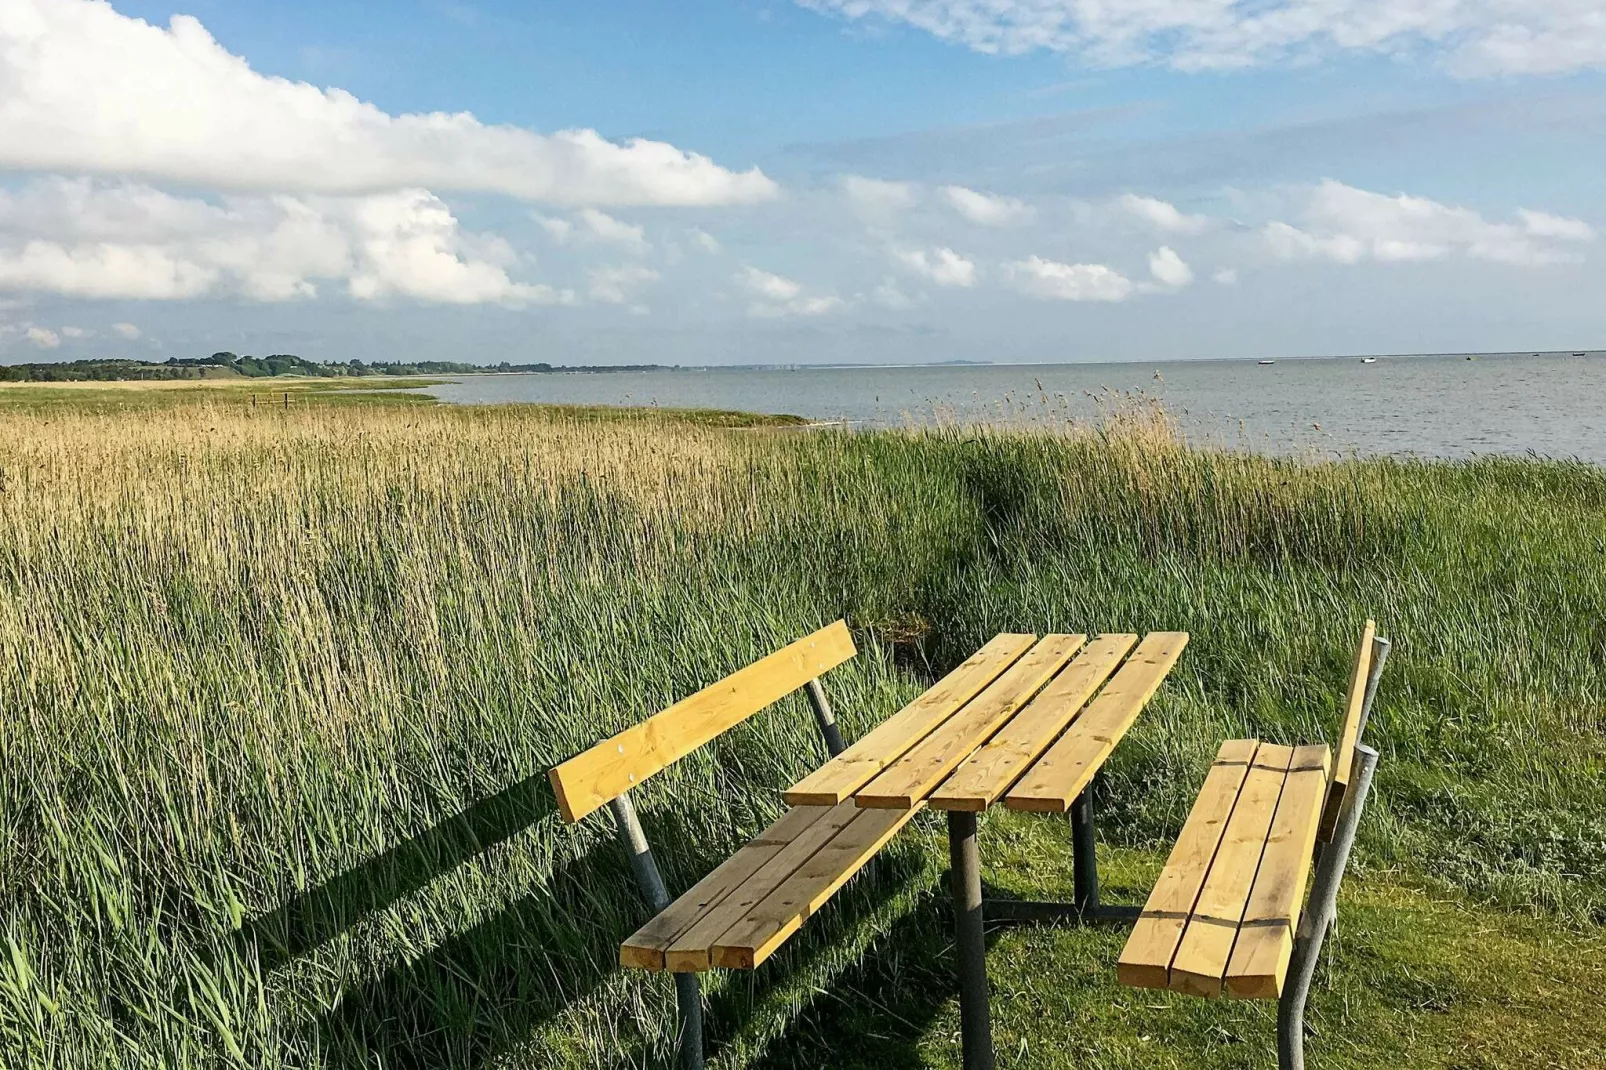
left=1117, top=621, right=1391, bottom=1070
left=548, top=620, right=903, bottom=1070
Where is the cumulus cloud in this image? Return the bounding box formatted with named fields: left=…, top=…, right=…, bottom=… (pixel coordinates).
left=688, top=227, right=722, bottom=254
left=1118, top=194, right=1208, bottom=234
left=536, top=208, right=651, bottom=255
left=795, top=0, right=1606, bottom=77
left=1006, top=256, right=1134, bottom=302
left=0, top=178, right=569, bottom=305
left=1148, top=246, right=1193, bottom=287
left=735, top=266, right=842, bottom=317
left=840, top=175, right=918, bottom=220
left=25, top=325, right=60, bottom=348
left=895, top=246, right=977, bottom=287
left=941, top=186, right=1033, bottom=226
left=1, top=0, right=777, bottom=206
left=112, top=321, right=140, bottom=339
left=1213, top=267, right=1239, bottom=286
left=1263, top=180, right=1596, bottom=267
left=587, top=264, right=660, bottom=304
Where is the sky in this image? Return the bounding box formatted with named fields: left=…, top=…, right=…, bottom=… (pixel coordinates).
left=1, top=0, right=1604, bottom=366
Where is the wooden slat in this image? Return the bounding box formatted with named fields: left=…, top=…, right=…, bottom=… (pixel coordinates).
left=710, top=804, right=923, bottom=969
left=1117, top=739, right=1259, bottom=990
left=1225, top=744, right=1333, bottom=998
left=783, top=634, right=1036, bottom=806
left=928, top=634, right=1137, bottom=811
left=853, top=635, right=1085, bottom=810
left=1168, top=744, right=1295, bottom=998
left=1002, top=632, right=1190, bottom=813
left=1319, top=619, right=1376, bottom=842
left=619, top=804, right=836, bottom=970
left=664, top=801, right=861, bottom=972
left=549, top=621, right=857, bottom=823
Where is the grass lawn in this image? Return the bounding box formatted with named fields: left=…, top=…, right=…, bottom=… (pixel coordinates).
left=0, top=383, right=1600, bottom=1068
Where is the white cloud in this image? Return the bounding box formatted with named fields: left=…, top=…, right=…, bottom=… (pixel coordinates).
left=795, top=1, right=1606, bottom=77
left=112, top=321, right=140, bottom=339
left=0, top=178, right=568, bottom=305
left=895, top=246, right=977, bottom=287
left=735, top=266, right=842, bottom=317
left=576, top=208, right=649, bottom=254
left=25, top=325, right=60, bottom=348
left=1263, top=180, right=1596, bottom=267
left=533, top=214, right=574, bottom=242
left=940, top=186, right=1033, bottom=226
left=1006, top=256, right=1134, bottom=302
left=688, top=227, right=722, bottom=254
left=870, top=276, right=919, bottom=310
left=1, top=0, right=777, bottom=206
left=587, top=263, right=660, bottom=304
left=840, top=175, right=918, bottom=220
left=1119, top=194, right=1208, bottom=234
left=1213, top=267, right=1239, bottom=286
left=59, top=324, right=85, bottom=337
left=1148, top=246, right=1193, bottom=287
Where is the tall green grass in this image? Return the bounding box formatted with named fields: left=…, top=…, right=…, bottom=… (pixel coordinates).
left=0, top=401, right=1601, bottom=1068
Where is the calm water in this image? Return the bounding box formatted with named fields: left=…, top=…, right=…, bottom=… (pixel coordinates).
left=424, top=353, right=1606, bottom=463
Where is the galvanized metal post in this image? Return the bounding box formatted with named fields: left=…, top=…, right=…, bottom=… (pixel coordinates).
left=1278, top=744, right=1378, bottom=1070
left=1355, top=636, right=1391, bottom=740
left=1070, top=783, right=1099, bottom=916
left=804, top=677, right=846, bottom=757
left=608, top=793, right=705, bottom=1070
left=947, top=810, right=995, bottom=1070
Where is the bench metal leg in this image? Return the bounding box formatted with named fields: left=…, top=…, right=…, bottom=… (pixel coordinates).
left=805, top=677, right=847, bottom=757
left=609, top=794, right=705, bottom=1070
left=1278, top=745, right=1378, bottom=1070
left=948, top=810, right=995, bottom=1070
left=1071, top=784, right=1099, bottom=915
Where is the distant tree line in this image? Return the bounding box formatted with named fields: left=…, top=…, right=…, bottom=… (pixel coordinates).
left=0, top=353, right=674, bottom=382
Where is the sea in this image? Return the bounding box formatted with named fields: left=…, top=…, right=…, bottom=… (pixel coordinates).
left=423, top=352, right=1606, bottom=464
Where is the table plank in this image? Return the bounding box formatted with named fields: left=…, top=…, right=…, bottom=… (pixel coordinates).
left=1117, top=739, right=1260, bottom=990
left=927, top=634, right=1137, bottom=812
left=854, top=635, right=1086, bottom=810
left=783, top=634, right=1037, bottom=806
left=1224, top=743, right=1332, bottom=998
left=1002, top=632, right=1190, bottom=813
left=1168, top=744, right=1294, bottom=997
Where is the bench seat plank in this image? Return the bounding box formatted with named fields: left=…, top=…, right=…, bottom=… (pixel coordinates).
left=928, top=634, right=1137, bottom=812
left=783, top=634, right=1037, bottom=806
left=664, top=801, right=861, bottom=972
left=1168, top=744, right=1295, bottom=997
left=1224, top=744, right=1332, bottom=998
left=1117, top=739, right=1260, bottom=990
left=711, top=804, right=924, bottom=969
left=854, top=635, right=1085, bottom=809
left=1002, top=633, right=1191, bottom=813
left=620, top=804, right=839, bottom=970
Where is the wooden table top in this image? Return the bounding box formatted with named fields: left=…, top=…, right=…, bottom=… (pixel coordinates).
left=785, top=631, right=1189, bottom=815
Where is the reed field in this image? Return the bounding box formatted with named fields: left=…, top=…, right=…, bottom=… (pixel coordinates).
left=1, top=384, right=1603, bottom=1069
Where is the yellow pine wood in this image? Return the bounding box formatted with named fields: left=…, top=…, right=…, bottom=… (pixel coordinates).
left=1002, top=632, right=1190, bottom=813
left=619, top=804, right=837, bottom=970
left=928, top=634, right=1137, bottom=811
left=853, top=635, right=1085, bottom=809
left=1224, top=744, right=1333, bottom=998
left=1168, top=744, right=1296, bottom=998
left=1319, top=619, right=1377, bottom=842
left=710, top=804, right=923, bottom=969
left=549, top=621, right=857, bottom=823
left=783, top=633, right=1036, bottom=806
left=664, top=800, right=860, bottom=972
left=1117, top=739, right=1259, bottom=990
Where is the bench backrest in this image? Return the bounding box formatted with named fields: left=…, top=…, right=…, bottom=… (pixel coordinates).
left=1318, top=619, right=1386, bottom=842
left=548, top=620, right=858, bottom=823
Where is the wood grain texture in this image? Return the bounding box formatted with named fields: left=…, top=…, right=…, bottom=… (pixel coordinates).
left=1117, top=739, right=1259, bottom=990
left=853, top=635, right=1084, bottom=810
left=1168, top=744, right=1295, bottom=998
left=1225, top=744, right=1332, bottom=999
left=927, top=634, right=1137, bottom=811
left=549, top=621, right=857, bottom=823
left=1002, top=632, right=1190, bottom=814
left=783, top=633, right=1036, bottom=806
left=1319, top=619, right=1376, bottom=842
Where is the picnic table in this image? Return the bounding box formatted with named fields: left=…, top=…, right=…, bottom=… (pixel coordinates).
left=786, top=630, right=1190, bottom=1070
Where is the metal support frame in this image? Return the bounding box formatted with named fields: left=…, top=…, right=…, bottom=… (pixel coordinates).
left=948, top=811, right=995, bottom=1070
left=1278, top=743, right=1378, bottom=1070
left=805, top=677, right=847, bottom=757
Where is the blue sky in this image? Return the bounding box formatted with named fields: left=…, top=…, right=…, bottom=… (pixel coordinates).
left=1, top=0, right=1604, bottom=364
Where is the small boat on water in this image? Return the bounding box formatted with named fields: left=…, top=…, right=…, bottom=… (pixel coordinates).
left=1361, top=357, right=1377, bottom=364
left=1258, top=359, right=1276, bottom=365
left=1575, top=351, right=1588, bottom=357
